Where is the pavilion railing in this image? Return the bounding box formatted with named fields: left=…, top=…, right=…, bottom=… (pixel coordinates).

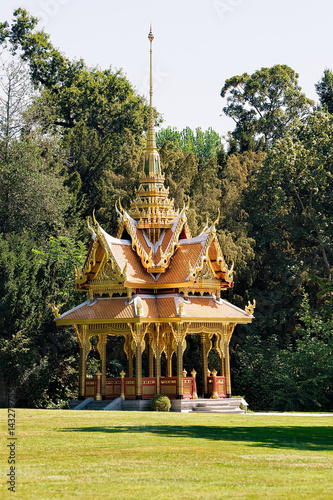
left=85, top=376, right=197, bottom=400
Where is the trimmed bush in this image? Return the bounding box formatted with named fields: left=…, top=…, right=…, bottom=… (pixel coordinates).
left=151, top=395, right=171, bottom=412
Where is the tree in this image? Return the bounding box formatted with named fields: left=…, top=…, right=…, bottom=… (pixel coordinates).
left=156, top=126, right=223, bottom=161
left=315, top=69, right=333, bottom=113
left=0, top=233, right=86, bottom=407
left=0, top=134, right=74, bottom=238
left=238, top=110, right=333, bottom=346
left=221, top=65, right=314, bottom=151
left=0, top=9, right=154, bottom=235
left=257, top=111, right=333, bottom=280
left=233, top=294, right=333, bottom=411
left=0, top=54, right=35, bottom=145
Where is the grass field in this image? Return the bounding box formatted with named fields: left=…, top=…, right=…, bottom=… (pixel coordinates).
left=1, top=409, right=333, bottom=499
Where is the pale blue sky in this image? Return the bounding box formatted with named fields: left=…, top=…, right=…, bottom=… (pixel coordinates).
left=2, top=0, right=333, bottom=139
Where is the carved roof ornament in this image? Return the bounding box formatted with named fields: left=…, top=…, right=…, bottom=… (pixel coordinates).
left=245, top=300, right=256, bottom=316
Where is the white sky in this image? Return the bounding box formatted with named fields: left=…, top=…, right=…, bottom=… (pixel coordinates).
left=2, top=0, right=333, bottom=140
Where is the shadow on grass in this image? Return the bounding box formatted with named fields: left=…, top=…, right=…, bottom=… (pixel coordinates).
left=61, top=425, right=333, bottom=451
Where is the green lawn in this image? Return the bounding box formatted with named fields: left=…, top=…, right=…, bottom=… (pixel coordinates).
left=1, top=409, right=333, bottom=499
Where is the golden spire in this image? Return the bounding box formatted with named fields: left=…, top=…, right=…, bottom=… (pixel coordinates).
left=128, top=26, right=179, bottom=244
left=147, top=25, right=156, bottom=153
left=142, top=25, right=161, bottom=175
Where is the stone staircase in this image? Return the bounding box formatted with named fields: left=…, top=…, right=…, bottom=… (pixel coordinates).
left=69, top=400, right=110, bottom=411
left=69, top=397, right=247, bottom=413
left=69, top=398, right=151, bottom=411
left=85, top=400, right=110, bottom=410
left=171, top=397, right=248, bottom=414
left=190, top=398, right=247, bottom=414
left=122, top=400, right=151, bottom=411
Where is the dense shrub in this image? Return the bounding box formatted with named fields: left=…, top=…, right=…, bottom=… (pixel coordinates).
left=151, top=395, right=171, bottom=412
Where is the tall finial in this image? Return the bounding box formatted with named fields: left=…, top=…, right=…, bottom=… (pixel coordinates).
left=146, top=25, right=156, bottom=152
left=128, top=26, right=179, bottom=244
left=148, top=24, right=154, bottom=109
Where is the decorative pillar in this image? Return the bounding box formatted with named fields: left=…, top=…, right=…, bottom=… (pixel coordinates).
left=120, top=370, right=125, bottom=400
left=78, top=345, right=85, bottom=400
left=175, top=323, right=185, bottom=399
left=155, top=325, right=161, bottom=395
left=166, top=354, right=172, bottom=377
left=220, top=355, right=226, bottom=377
left=128, top=353, right=134, bottom=378
left=176, top=342, right=183, bottom=399
left=78, top=326, right=91, bottom=400
left=165, top=332, right=174, bottom=377
left=211, top=369, right=219, bottom=399
left=224, top=323, right=235, bottom=398
left=136, top=337, right=142, bottom=400
left=97, top=335, right=107, bottom=400
left=191, top=369, right=198, bottom=399
left=225, top=338, right=231, bottom=398
left=96, top=369, right=102, bottom=400
left=215, top=331, right=226, bottom=377
left=131, top=324, right=145, bottom=400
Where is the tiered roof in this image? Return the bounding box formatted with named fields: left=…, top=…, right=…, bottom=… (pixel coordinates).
left=56, top=27, right=253, bottom=327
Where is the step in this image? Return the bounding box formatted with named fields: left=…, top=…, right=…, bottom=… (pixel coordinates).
left=68, top=400, right=80, bottom=410
left=192, top=408, right=246, bottom=414
left=192, top=406, right=244, bottom=412
left=85, top=401, right=110, bottom=411
left=122, top=400, right=151, bottom=411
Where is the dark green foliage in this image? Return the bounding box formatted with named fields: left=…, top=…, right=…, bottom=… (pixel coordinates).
left=0, top=233, right=86, bottom=407
left=233, top=294, right=333, bottom=412
left=151, top=395, right=171, bottom=412
left=315, top=69, right=333, bottom=113
left=221, top=65, right=314, bottom=151
left=0, top=136, right=73, bottom=237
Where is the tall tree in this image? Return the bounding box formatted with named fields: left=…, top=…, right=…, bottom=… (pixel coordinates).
left=221, top=65, right=314, bottom=151
left=0, top=134, right=74, bottom=238
left=315, top=69, right=333, bottom=113
left=0, top=55, right=35, bottom=145
left=0, top=9, right=152, bottom=234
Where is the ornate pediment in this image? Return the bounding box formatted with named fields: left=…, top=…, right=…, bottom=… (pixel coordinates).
left=196, top=259, right=217, bottom=281
left=92, top=259, right=127, bottom=285
left=188, top=227, right=234, bottom=286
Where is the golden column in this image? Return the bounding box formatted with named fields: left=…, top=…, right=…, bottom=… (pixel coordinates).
left=97, top=335, right=107, bottom=399
left=165, top=332, right=174, bottom=377
left=155, top=325, right=161, bottom=395
left=174, top=323, right=184, bottom=399
left=134, top=324, right=144, bottom=400
left=223, top=323, right=234, bottom=398
left=128, top=351, right=134, bottom=378
left=148, top=332, right=154, bottom=378
left=225, top=337, right=231, bottom=398
left=78, top=326, right=91, bottom=400
left=220, top=354, right=226, bottom=377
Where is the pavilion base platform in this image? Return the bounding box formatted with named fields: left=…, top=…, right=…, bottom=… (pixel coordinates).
left=68, top=397, right=248, bottom=414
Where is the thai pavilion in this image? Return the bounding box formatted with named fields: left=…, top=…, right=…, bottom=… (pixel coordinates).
left=55, top=28, right=254, bottom=407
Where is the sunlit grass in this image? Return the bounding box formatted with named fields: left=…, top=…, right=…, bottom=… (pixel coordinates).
left=1, top=409, right=333, bottom=499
